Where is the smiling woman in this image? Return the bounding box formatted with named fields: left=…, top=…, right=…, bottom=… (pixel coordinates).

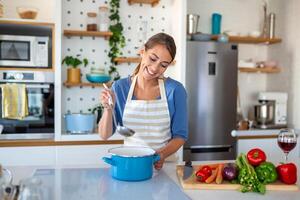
left=98, top=32, right=188, bottom=170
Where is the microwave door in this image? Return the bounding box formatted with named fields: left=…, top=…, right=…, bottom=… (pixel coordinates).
left=0, top=35, right=35, bottom=67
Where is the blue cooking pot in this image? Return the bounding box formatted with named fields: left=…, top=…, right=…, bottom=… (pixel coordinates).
left=103, top=146, right=160, bottom=181
left=64, top=113, right=95, bottom=134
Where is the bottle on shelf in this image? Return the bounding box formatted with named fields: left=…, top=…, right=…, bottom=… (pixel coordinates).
left=269, top=13, right=276, bottom=39
left=87, top=12, right=98, bottom=31
left=98, top=6, right=109, bottom=32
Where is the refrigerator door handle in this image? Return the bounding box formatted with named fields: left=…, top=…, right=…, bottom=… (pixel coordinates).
left=187, top=145, right=233, bottom=153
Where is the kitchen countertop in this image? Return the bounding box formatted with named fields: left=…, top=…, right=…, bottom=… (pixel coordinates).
left=5, top=160, right=300, bottom=200
left=231, top=129, right=281, bottom=138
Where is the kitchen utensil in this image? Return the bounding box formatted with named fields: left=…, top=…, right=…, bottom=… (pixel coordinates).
left=249, top=31, right=261, bottom=38
left=86, top=73, right=111, bottom=83
left=18, top=177, right=42, bottom=200
left=187, top=14, right=200, bottom=35
left=183, top=161, right=193, bottom=180
left=17, top=6, right=38, bottom=19
left=261, top=2, right=268, bottom=38
left=212, top=13, right=222, bottom=34
left=90, top=67, right=105, bottom=74
left=262, top=60, right=277, bottom=68
left=103, top=83, right=135, bottom=137
left=103, top=146, right=160, bottom=181
left=64, top=113, right=95, bottom=134
left=0, top=167, right=15, bottom=200
left=176, top=164, right=299, bottom=191
left=269, top=13, right=276, bottom=39
left=191, top=33, right=211, bottom=41
left=277, top=128, right=297, bottom=162
left=223, top=30, right=239, bottom=36
left=254, top=101, right=274, bottom=125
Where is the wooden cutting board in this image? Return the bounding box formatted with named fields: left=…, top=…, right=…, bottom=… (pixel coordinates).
left=176, top=165, right=299, bottom=191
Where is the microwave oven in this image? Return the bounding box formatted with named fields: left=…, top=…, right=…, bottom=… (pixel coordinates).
left=0, top=35, right=49, bottom=68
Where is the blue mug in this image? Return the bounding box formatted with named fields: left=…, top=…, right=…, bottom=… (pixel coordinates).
left=212, top=13, right=222, bottom=34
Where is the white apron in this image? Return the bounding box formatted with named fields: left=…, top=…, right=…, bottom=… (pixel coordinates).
left=123, top=75, right=171, bottom=151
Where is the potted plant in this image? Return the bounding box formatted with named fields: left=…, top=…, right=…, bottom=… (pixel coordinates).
left=108, top=0, right=125, bottom=80
left=62, top=54, right=88, bottom=84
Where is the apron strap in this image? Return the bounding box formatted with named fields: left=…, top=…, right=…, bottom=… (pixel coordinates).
left=126, top=76, right=167, bottom=102
left=158, top=78, right=167, bottom=101
left=126, top=75, right=137, bottom=103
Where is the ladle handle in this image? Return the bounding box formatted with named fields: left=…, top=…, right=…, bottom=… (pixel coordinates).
left=103, top=83, right=118, bottom=128
left=103, top=83, right=113, bottom=106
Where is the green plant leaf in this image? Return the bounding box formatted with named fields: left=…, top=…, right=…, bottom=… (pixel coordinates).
left=107, top=0, right=125, bottom=81
left=83, top=58, right=88, bottom=67
left=62, top=55, right=88, bottom=68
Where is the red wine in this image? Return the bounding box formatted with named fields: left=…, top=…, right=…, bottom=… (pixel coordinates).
left=278, top=141, right=297, bottom=152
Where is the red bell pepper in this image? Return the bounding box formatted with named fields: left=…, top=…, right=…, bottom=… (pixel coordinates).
left=276, top=163, right=297, bottom=184
left=246, top=148, right=266, bottom=166
left=195, top=165, right=212, bottom=182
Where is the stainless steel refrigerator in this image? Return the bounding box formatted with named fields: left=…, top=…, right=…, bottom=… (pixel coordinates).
left=183, top=41, right=238, bottom=161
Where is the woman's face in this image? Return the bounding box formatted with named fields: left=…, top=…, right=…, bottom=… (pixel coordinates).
left=139, top=44, right=173, bottom=80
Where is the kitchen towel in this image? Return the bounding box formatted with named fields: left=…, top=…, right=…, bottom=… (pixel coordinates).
left=1, top=83, right=28, bottom=120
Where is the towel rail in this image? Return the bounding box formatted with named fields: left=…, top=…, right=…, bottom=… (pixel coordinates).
left=25, top=84, right=50, bottom=89
left=0, top=84, right=50, bottom=89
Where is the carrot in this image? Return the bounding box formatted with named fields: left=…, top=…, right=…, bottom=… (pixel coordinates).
left=205, top=168, right=218, bottom=183
left=215, top=164, right=224, bottom=184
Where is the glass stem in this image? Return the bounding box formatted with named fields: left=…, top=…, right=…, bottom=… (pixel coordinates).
left=284, top=152, right=289, bottom=163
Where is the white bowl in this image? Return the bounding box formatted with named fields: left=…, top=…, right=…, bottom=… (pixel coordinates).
left=249, top=31, right=261, bottom=38
left=223, top=30, right=239, bottom=37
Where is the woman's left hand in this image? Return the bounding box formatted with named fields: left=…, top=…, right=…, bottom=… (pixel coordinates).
left=154, top=152, right=165, bottom=170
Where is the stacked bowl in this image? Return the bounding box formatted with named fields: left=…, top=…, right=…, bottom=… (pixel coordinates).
left=86, top=67, right=111, bottom=83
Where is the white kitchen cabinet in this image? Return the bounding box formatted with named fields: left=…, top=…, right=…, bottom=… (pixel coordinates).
left=0, top=144, right=120, bottom=166
left=0, top=146, right=56, bottom=166
left=55, top=144, right=119, bottom=166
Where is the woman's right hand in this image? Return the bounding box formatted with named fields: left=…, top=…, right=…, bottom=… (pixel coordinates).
left=100, top=87, right=115, bottom=109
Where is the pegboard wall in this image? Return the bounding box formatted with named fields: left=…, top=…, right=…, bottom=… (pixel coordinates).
left=62, top=0, right=175, bottom=117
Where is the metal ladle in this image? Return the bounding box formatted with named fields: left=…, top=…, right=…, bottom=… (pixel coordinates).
left=103, top=84, right=135, bottom=137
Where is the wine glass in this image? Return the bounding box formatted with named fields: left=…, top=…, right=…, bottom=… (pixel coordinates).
left=277, top=128, right=297, bottom=163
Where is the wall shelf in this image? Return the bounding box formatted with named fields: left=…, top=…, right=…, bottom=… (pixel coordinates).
left=64, top=30, right=113, bottom=39
left=114, top=57, right=141, bottom=64
left=0, top=67, right=54, bottom=72
left=238, top=67, right=281, bottom=73
left=210, top=35, right=282, bottom=44
left=0, top=19, right=55, bottom=26
left=128, top=0, right=159, bottom=7
left=114, top=57, right=176, bottom=65
left=63, top=82, right=112, bottom=88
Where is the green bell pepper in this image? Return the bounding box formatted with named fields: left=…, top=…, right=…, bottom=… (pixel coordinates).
left=255, top=161, right=278, bottom=184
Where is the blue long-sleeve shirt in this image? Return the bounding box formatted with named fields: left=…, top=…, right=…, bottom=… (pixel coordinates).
left=111, top=76, right=188, bottom=141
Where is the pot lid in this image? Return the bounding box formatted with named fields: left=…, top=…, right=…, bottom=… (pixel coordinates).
left=108, top=146, right=155, bottom=157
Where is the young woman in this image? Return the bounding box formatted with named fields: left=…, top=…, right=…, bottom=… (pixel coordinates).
left=98, top=33, right=188, bottom=170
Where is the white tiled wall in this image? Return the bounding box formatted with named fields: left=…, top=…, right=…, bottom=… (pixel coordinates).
left=61, top=0, right=181, bottom=132
left=267, top=0, right=300, bottom=130
left=187, top=0, right=287, bottom=121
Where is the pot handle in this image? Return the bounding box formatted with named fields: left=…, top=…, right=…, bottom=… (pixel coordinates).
left=102, top=157, right=116, bottom=166
left=153, top=154, right=161, bottom=163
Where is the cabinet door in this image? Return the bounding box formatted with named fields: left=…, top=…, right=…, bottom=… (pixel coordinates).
left=0, top=146, right=56, bottom=166
left=237, top=138, right=300, bottom=164
left=55, top=144, right=119, bottom=166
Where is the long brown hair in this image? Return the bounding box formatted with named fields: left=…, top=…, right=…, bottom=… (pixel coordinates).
left=133, top=32, right=176, bottom=76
